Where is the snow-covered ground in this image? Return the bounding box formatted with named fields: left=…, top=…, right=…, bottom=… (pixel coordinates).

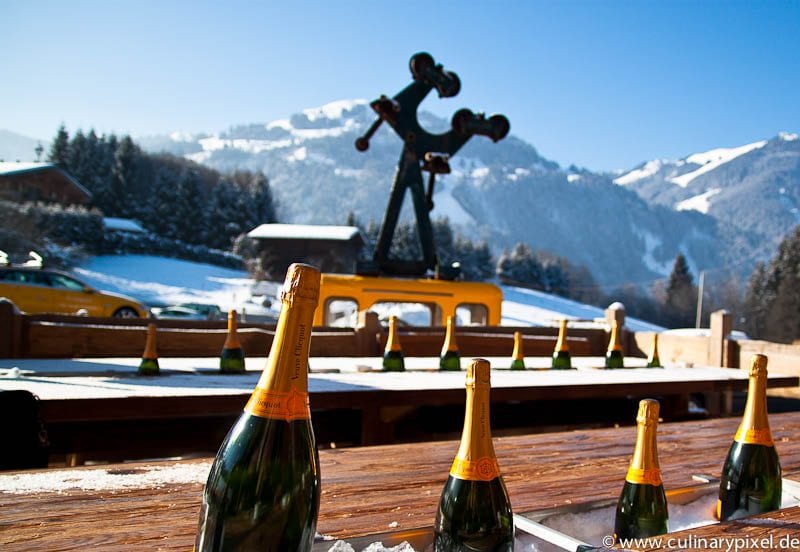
left=73, top=255, right=662, bottom=331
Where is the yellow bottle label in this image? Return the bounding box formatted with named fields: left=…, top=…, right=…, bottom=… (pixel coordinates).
left=142, top=323, right=158, bottom=360
left=625, top=467, right=662, bottom=486
left=554, top=320, right=569, bottom=353
left=512, top=331, right=524, bottom=360
left=442, top=315, right=459, bottom=354
left=245, top=386, right=310, bottom=421
left=607, top=321, right=622, bottom=352
left=223, top=310, right=242, bottom=350
left=734, top=427, right=774, bottom=447
left=450, top=456, right=501, bottom=481
left=386, top=316, right=402, bottom=353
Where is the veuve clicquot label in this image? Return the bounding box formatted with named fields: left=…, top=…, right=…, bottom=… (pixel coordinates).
left=614, top=399, right=668, bottom=541
left=434, top=359, right=513, bottom=552
left=717, top=354, right=781, bottom=522
left=195, top=263, right=321, bottom=552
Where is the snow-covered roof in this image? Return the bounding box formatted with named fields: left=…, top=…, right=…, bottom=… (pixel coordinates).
left=103, top=217, right=146, bottom=233
left=0, top=161, right=92, bottom=200
left=0, top=161, right=53, bottom=175
left=248, top=223, right=362, bottom=241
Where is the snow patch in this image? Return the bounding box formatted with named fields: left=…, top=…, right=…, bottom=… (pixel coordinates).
left=267, top=119, right=292, bottom=131
left=567, top=174, right=581, bottom=183
left=471, top=167, right=490, bottom=179
left=505, top=168, right=530, bottom=182
left=779, top=131, right=799, bottom=142
left=432, top=183, right=474, bottom=225
left=334, top=167, right=365, bottom=177
left=302, top=99, right=368, bottom=121
left=668, top=141, right=767, bottom=187
left=168, top=131, right=196, bottom=142
left=0, top=462, right=211, bottom=494
left=287, top=147, right=307, bottom=162
left=613, top=159, right=664, bottom=185
left=675, top=188, right=721, bottom=214
left=638, top=230, right=672, bottom=276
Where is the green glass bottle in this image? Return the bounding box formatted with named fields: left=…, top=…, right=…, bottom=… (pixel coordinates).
left=614, top=399, right=668, bottom=541
left=439, top=315, right=461, bottom=371
left=717, top=354, right=782, bottom=522
left=510, top=331, right=526, bottom=370
left=605, top=320, right=625, bottom=369
left=551, top=319, right=573, bottom=370
left=195, top=264, right=321, bottom=552
left=382, top=315, right=405, bottom=371
left=138, top=323, right=160, bottom=376
left=220, top=309, right=246, bottom=374
left=646, top=333, right=662, bottom=368
left=434, top=359, right=514, bottom=551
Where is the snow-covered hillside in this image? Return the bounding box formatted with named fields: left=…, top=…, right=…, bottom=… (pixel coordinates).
left=140, top=100, right=738, bottom=288
left=72, top=255, right=661, bottom=331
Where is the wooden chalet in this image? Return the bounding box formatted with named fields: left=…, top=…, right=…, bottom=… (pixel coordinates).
left=247, top=223, right=365, bottom=275
left=0, top=162, right=91, bottom=206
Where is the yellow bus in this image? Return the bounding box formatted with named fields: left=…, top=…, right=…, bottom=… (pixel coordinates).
left=315, top=273, right=502, bottom=327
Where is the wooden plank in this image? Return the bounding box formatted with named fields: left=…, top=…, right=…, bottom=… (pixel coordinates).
left=2, top=413, right=800, bottom=551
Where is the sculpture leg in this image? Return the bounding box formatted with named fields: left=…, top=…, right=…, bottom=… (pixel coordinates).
left=374, top=149, right=416, bottom=265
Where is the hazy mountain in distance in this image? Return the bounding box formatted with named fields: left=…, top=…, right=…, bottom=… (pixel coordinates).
left=0, top=129, right=46, bottom=162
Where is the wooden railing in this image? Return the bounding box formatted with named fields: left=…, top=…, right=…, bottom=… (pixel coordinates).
left=2, top=298, right=800, bottom=398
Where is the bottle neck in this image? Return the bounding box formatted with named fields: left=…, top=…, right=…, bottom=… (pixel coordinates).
left=626, top=420, right=661, bottom=486
left=245, top=296, right=316, bottom=421
left=647, top=334, right=659, bottom=363
left=512, top=332, right=524, bottom=360
left=554, top=321, right=569, bottom=353
left=608, top=323, right=622, bottom=353
left=735, top=373, right=774, bottom=446
left=223, top=313, right=241, bottom=349
left=451, top=378, right=500, bottom=481
left=143, top=325, right=158, bottom=360
left=386, top=319, right=401, bottom=352
left=442, top=318, right=458, bottom=353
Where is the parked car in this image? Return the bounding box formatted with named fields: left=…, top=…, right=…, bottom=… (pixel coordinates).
left=151, top=305, right=208, bottom=320
left=176, top=303, right=223, bottom=320
left=0, top=266, right=148, bottom=318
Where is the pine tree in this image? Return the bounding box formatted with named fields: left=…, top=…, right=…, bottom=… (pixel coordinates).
left=664, top=253, right=697, bottom=327
left=48, top=124, right=70, bottom=167
left=496, top=242, right=544, bottom=288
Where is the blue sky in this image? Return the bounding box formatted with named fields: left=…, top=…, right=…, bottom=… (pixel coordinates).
left=1, top=0, right=798, bottom=171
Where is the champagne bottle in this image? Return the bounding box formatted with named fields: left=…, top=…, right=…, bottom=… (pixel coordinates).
left=196, top=264, right=321, bottom=552
left=510, top=331, right=526, bottom=370
left=138, top=323, right=159, bottom=376
left=717, top=354, right=782, bottom=522
left=434, top=359, right=514, bottom=551
left=551, top=319, right=573, bottom=370
left=614, top=399, right=668, bottom=541
left=382, top=315, right=405, bottom=372
left=440, top=315, right=461, bottom=371
left=220, top=309, right=246, bottom=374
left=646, top=333, right=662, bottom=368
left=605, top=320, right=624, bottom=369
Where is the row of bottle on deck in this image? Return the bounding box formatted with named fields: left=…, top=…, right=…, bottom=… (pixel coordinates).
left=137, top=309, right=660, bottom=376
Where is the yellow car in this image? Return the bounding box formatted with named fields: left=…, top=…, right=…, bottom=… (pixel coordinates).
left=0, top=266, right=148, bottom=318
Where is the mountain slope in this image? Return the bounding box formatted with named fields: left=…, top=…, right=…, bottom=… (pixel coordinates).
left=138, top=100, right=761, bottom=288
left=614, top=132, right=800, bottom=260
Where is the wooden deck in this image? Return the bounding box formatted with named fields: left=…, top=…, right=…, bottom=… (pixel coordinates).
left=2, top=412, right=800, bottom=551
left=2, top=356, right=797, bottom=462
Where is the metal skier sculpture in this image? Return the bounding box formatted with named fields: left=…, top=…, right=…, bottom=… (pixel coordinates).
left=355, top=52, right=510, bottom=279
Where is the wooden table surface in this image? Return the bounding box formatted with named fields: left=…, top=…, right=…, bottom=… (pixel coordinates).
left=2, top=411, right=800, bottom=551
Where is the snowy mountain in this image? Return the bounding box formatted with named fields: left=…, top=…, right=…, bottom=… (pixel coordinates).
left=138, top=100, right=783, bottom=288
left=614, top=132, right=800, bottom=262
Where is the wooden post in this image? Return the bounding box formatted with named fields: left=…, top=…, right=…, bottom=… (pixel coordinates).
left=355, top=311, right=381, bottom=357
left=605, top=302, right=627, bottom=353
left=709, top=309, right=732, bottom=367
left=0, top=299, right=22, bottom=358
